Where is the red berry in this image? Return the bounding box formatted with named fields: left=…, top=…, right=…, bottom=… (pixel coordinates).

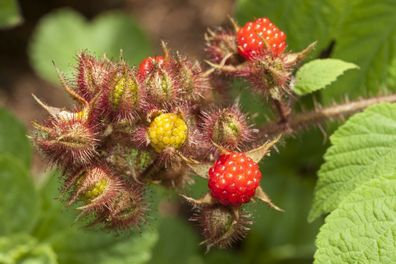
left=208, top=152, right=262, bottom=206
left=237, top=17, right=286, bottom=60
left=138, top=56, right=164, bottom=79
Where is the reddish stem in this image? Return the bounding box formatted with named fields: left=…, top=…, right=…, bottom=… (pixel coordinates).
left=259, top=94, right=396, bottom=138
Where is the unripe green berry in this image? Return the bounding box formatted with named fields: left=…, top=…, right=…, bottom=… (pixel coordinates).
left=110, top=76, right=139, bottom=110
left=84, top=178, right=109, bottom=200
left=193, top=205, right=251, bottom=250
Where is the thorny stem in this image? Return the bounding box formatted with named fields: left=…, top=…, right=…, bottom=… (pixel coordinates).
left=205, top=60, right=244, bottom=75
left=205, top=60, right=232, bottom=77
left=259, top=93, right=396, bottom=138
left=271, top=98, right=291, bottom=123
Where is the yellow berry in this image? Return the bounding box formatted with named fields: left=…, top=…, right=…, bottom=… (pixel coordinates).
left=148, top=113, right=188, bottom=152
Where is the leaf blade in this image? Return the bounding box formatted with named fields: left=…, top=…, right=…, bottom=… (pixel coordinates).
left=0, top=108, right=32, bottom=168
left=29, top=9, right=151, bottom=85
left=294, top=59, right=358, bottom=95
left=0, top=0, right=23, bottom=28
left=309, top=103, right=396, bottom=222
left=322, top=0, right=396, bottom=101
left=315, top=175, right=396, bottom=263
left=0, top=154, right=40, bottom=236
left=0, top=234, right=58, bottom=264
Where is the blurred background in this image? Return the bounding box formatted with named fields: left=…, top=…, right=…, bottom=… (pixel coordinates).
left=1, top=0, right=395, bottom=263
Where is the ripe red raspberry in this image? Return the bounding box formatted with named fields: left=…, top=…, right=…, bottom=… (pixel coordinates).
left=237, top=17, right=286, bottom=60
left=208, top=152, right=262, bottom=206
left=138, top=56, right=164, bottom=79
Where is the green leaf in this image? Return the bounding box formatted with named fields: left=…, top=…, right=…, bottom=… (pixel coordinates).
left=315, top=175, right=396, bottom=263
left=323, top=0, right=396, bottom=100
left=387, top=56, right=396, bottom=89
left=29, top=8, right=152, bottom=85
left=68, top=230, right=158, bottom=264
left=309, top=103, right=396, bottom=222
left=204, top=250, right=241, bottom=264
left=34, top=173, right=157, bottom=264
left=0, top=0, right=23, bottom=28
left=0, top=155, right=40, bottom=236
left=0, top=234, right=58, bottom=264
left=294, top=59, right=358, bottom=96
left=0, top=108, right=32, bottom=168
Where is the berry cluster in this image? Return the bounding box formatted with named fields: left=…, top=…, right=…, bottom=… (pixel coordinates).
left=33, top=17, right=314, bottom=249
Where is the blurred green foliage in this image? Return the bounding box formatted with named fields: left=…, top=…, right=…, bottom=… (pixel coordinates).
left=0, top=110, right=32, bottom=167
left=0, top=155, right=39, bottom=236
left=0, top=0, right=22, bottom=28
left=29, top=9, right=152, bottom=85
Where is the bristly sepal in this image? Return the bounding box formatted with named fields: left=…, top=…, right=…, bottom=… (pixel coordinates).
left=95, top=184, right=147, bottom=231
left=245, top=134, right=282, bottom=163
left=66, top=165, right=122, bottom=211
left=63, top=165, right=147, bottom=231
left=76, top=52, right=114, bottom=102
left=201, top=104, right=254, bottom=151
left=191, top=205, right=252, bottom=251
left=173, top=53, right=211, bottom=104
left=204, top=27, right=240, bottom=66
left=32, top=113, right=99, bottom=169
left=254, top=186, right=284, bottom=212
